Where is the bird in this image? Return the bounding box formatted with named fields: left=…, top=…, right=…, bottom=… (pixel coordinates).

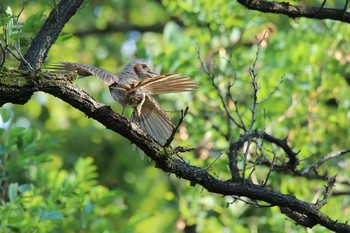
left=49, top=60, right=197, bottom=146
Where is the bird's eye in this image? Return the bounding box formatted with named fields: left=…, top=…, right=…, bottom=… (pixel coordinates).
left=133, top=64, right=142, bottom=73
left=142, top=64, right=148, bottom=69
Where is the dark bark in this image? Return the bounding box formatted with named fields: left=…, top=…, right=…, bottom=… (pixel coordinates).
left=5, top=0, right=350, bottom=232
left=0, top=69, right=349, bottom=233
left=18, top=0, right=85, bottom=70
left=237, top=0, right=350, bottom=23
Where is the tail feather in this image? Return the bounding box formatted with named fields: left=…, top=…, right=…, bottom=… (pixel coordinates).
left=131, top=96, right=174, bottom=145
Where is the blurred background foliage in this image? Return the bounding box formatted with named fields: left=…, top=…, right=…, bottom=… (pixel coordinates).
left=1, top=0, right=349, bottom=232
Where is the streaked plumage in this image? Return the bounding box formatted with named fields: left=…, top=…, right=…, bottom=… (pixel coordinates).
left=49, top=60, right=198, bottom=146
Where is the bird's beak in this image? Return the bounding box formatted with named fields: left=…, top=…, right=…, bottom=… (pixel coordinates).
left=147, top=70, right=159, bottom=78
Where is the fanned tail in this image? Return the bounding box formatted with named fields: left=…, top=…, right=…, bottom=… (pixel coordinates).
left=131, top=96, right=174, bottom=145
left=47, top=62, right=119, bottom=86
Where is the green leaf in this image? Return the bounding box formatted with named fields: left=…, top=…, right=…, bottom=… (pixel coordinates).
left=127, top=213, right=153, bottom=226
left=39, top=209, right=63, bottom=221
left=8, top=126, right=25, bottom=138
left=56, top=34, right=74, bottom=44
left=22, top=8, right=46, bottom=34
left=0, top=108, right=12, bottom=125
left=18, top=184, right=32, bottom=194
left=81, top=204, right=94, bottom=228
left=5, top=6, right=13, bottom=16
left=8, top=182, right=18, bottom=202
left=0, top=145, right=5, bottom=155
left=163, top=21, right=182, bottom=44
left=21, top=129, right=38, bottom=150
left=5, top=225, right=20, bottom=233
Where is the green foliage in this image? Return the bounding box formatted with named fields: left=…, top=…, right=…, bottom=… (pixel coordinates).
left=2, top=0, right=350, bottom=232
left=0, top=109, right=125, bottom=232
left=0, top=7, right=18, bottom=46
left=21, top=7, right=46, bottom=37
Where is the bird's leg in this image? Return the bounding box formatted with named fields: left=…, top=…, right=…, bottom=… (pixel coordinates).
left=135, top=93, right=146, bottom=117
left=121, top=106, right=126, bottom=115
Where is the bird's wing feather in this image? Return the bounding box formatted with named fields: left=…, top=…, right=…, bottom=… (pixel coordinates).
left=136, top=73, right=198, bottom=95
left=48, top=62, right=119, bottom=86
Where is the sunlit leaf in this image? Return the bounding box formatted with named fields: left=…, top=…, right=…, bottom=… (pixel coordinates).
left=21, top=7, right=46, bottom=34
left=18, top=184, right=32, bottom=194
left=56, top=34, right=74, bottom=44
left=39, top=209, right=63, bottom=221
left=81, top=203, right=94, bottom=228
left=8, top=182, right=18, bottom=202
left=0, top=108, right=12, bottom=125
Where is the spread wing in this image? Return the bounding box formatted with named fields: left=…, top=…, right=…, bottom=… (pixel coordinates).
left=48, top=62, right=119, bottom=86
left=131, top=96, right=174, bottom=145
left=126, top=73, right=197, bottom=145
left=121, top=73, right=198, bottom=95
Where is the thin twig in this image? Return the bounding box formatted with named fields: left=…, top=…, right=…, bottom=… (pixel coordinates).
left=6, top=47, right=21, bottom=60
left=48, top=0, right=59, bottom=22
left=13, top=7, right=33, bottom=70
left=332, top=191, right=350, bottom=196
left=242, top=33, right=269, bottom=182
left=342, top=0, right=350, bottom=19
left=211, top=73, right=244, bottom=129
left=165, top=107, right=189, bottom=147
left=197, top=44, right=245, bottom=130
left=315, top=176, right=336, bottom=209
left=226, top=45, right=238, bottom=82
left=263, top=149, right=276, bottom=186
left=257, top=75, right=285, bottom=104
left=300, top=149, right=350, bottom=175
left=0, top=42, right=6, bottom=67
left=227, top=84, right=246, bottom=131
left=196, top=43, right=210, bottom=75
left=194, top=148, right=226, bottom=173
left=226, top=44, right=246, bottom=130
left=230, top=195, right=273, bottom=207
left=211, top=120, right=230, bottom=140
left=0, top=7, right=33, bottom=69
left=315, top=0, right=327, bottom=15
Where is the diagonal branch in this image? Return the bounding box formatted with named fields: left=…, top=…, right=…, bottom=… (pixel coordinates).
left=18, top=0, right=85, bottom=70
left=237, top=0, right=350, bottom=24
left=0, top=69, right=349, bottom=233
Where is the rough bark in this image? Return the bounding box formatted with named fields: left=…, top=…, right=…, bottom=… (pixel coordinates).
left=0, top=69, right=349, bottom=233
left=18, top=0, right=84, bottom=70
left=237, top=0, right=350, bottom=24
left=6, top=0, right=350, bottom=232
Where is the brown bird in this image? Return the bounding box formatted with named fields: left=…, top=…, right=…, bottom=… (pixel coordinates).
left=50, top=60, right=197, bottom=145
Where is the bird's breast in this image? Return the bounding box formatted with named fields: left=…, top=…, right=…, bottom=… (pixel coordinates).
left=109, top=84, right=145, bottom=108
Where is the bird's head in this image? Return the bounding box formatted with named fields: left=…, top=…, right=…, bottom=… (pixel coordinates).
left=123, top=59, right=159, bottom=79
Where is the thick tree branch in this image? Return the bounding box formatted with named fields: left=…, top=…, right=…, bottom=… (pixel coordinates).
left=237, top=0, right=350, bottom=23
left=230, top=131, right=299, bottom=170
left=0, top=69, right=349, bottom=233
left=5, top=0, right=349, bottom=231
left=18, top=0, right=85, bottom=70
